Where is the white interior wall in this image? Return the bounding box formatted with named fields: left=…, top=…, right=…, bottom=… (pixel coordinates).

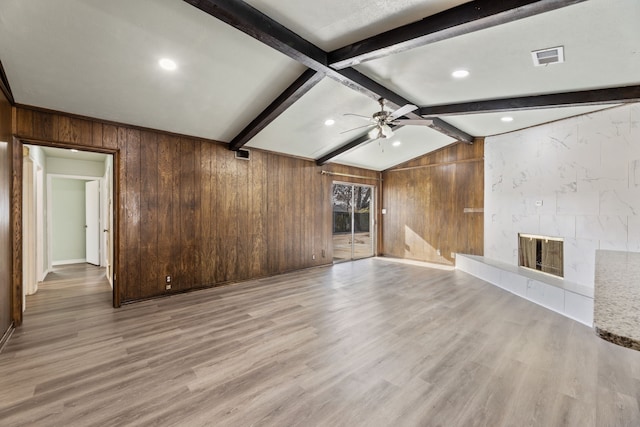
left=46, top=155, right=104, bottom=268
left=47, top=157, right=104, bottom=177
left=485, top=103, right=640, bottom=288
left=51, top=178, right=88, bottom=264
left=28, top=146, right=47, bottom=280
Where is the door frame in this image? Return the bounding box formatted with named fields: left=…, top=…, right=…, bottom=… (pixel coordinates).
left=22, top=154, right=35, bottom=310
left=46, top=174, right=103, bottom=267
left=11, top=138, right=120, bottom=327
left=331, top=180, right=376, bottom=262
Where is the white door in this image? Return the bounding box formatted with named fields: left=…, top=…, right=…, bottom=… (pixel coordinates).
left=85, top=180, right=100, bottom=265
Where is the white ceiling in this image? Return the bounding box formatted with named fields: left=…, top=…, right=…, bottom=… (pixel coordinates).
left=243, top=0, right=471, bottom=51
left=333, top=125, right=456, bottom=171
left=0, top=0, right=304, bottom=142
left=355, top=0, right=640, bottom=105
left=444, top=104, right=619, bottom=138
left=1, top=0, right=639, bottom=171
left=246, top=77, right=377, bottom=159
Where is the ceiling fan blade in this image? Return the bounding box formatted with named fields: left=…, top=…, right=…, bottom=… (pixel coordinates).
left=343, top=113, right=374, bottom=121
left=340, top=124, right=374, bottom=134
left=388, top=104, right=418, bottom=120
left=393, top=119, right=434, bottom=126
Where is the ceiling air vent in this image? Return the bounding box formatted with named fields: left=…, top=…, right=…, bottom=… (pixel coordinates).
left=235, top=148, right=250, bottom=160
left=531, top=46, right=564, bottom=66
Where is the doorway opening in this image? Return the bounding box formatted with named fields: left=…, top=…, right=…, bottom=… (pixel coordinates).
left=21, top=144, right=115, bottom=313
left=332, top=182, right=375, bottom=262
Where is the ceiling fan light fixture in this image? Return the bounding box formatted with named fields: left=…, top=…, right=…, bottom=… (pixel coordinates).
left=368, top=127, right=382, bottom=139
left=381, top=124, right=394, bottom=138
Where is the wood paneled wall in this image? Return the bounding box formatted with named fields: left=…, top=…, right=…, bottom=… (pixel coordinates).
left=381, top=140, right=484, bottom=265
left=13, top=107, right=379, bottom=305
left=0, top=90, right=12, bottom=341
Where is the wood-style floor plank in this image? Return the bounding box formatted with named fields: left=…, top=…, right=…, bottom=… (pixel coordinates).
left=1, top=259, right=640, bottom=426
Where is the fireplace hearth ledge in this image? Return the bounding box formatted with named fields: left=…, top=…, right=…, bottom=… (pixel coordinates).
left=455, top=254, right=593, bottom=327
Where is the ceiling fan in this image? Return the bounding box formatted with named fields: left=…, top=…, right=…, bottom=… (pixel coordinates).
left=341, top=98, right=433, bottom=140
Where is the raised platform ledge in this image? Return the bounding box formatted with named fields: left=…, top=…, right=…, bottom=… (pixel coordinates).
left=455, top=254, right=593, bottom=326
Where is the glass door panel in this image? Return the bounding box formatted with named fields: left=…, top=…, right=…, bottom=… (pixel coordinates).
left=332, top=184, right=353, bottom=262
left=332, top=183, right=375, bottom=262
left=352, top=186, right=373, bottom=260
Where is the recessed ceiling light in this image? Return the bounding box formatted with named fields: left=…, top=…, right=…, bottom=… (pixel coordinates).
left=452, top=69, right=469, bottom=78
left=392, top=141, right=401, bottom=147
left=501, top=116, right=514, bottom=122
left=70, top=149, right=79, bottom=153
left=159, top=58, right=177, bottom=71
left=324, top=119, right=335, bottom=126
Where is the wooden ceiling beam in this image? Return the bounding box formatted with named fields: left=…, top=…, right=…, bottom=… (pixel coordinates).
left=183, top=0, right=327, bottom=72
left=329, top=0, right=588, bottom=70
left=183, top=0, right=418, bottom=106
left=230, top=69, right=323, bottom=151
left=316, top=126, right=403, bottom=166
left=418, top=85, right=640, bottom=116
left=316, top=117, right=474, bottom=166
left=183, top=0, right=473, bottom=154
left=0, top=60, right=15, bottom=105
left=428, top=118, right=473, bottom=142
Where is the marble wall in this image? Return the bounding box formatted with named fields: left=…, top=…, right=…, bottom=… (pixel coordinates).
left=485, top=103, right=640, bottom=288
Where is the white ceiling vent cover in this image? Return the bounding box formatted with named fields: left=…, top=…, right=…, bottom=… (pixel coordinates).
left=531, top=46, right=565, bottom=66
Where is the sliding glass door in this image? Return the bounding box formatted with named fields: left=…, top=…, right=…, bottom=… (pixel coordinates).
left=332, top=183, right=374, bottom=262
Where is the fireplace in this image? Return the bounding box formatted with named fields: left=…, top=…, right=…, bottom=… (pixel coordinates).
left=518, top=233, right=564, bottom=278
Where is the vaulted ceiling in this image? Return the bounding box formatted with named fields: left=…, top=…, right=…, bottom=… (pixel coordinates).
left=0, top=0, right=638, bottom=170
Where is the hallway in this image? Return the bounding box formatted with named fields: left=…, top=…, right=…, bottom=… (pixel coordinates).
left=23, top=263, right=111, bottom=322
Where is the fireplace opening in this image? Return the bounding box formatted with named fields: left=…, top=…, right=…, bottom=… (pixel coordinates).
left=518, top=233, right=564, bottom=278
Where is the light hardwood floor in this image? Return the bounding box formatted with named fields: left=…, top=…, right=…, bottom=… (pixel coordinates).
left=332, top=232, right=374, bottom=261
left=1, top=259, right=639, bottom=426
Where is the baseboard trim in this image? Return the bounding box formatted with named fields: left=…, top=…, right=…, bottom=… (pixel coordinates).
left=0, top=323, right=15, bottom=353
left=52, top=258, right=87, bottom=266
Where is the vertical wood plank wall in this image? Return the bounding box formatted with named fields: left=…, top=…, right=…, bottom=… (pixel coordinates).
left=13, top=107, right=380, bottom=304
left=0, top=90, right=12, bottom=338
left=381, top=140, right=484, bottom=265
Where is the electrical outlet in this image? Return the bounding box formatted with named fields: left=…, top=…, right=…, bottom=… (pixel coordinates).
left=312, top=254, right=316, bottom=260
left=165, top=275, right=171, bottom=283
left=436, top=249, right=441, bottom=256
left=165, top=284, right=171, bottom=290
